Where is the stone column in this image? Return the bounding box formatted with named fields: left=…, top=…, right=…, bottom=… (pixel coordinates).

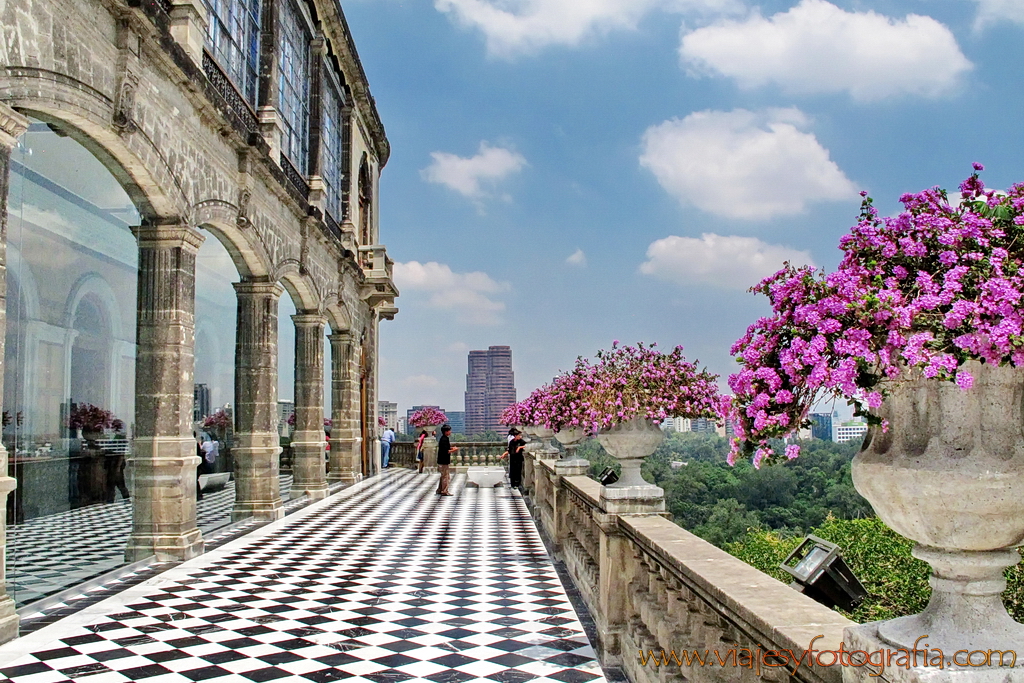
left=232, top=280, right=284, bottom=521
left=0, top=104, right=28, bottom=644
left=125, top=222, right=206, bottom=563
left=328, top=331, right=360, bottom=483
left=290, top=312, right=328, bottom=500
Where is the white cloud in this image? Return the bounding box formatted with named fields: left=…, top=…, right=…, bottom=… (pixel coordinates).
left=435, top=0, right=742, bottom=59
left=421, top=142, right=527, bottom=200
left=973, top=0, right=1024, bottom=29
left=566, top=248, right=587, bottom=267
left=679, top=0, right=972, bottom=101
left=639, top=108, right=858, bottom=220
left=640, top=233, right=816, bottom=290
left=393, top=261, right=510, bottom=325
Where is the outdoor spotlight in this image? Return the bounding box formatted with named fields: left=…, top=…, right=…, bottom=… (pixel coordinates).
left=598, top=467, right=619, bottom=486
left=780, top=535, right=867, bottom=611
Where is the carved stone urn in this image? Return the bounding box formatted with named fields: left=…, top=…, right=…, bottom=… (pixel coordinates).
left=852, top=360, right=1024, bottom=653
left=416, top=424, right=441, bottom=471
left=596, top=417, right=665, bottom=512
left=553, top=426, right=589, bottom=475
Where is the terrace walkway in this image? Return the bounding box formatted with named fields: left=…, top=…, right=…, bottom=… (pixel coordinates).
left=0, top=469, right=606, bottom=683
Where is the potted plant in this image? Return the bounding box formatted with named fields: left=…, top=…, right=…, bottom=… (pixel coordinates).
left=68, top=404, right=118, bottom=443
left=725, top=166, right=1024, bottom=652
left=529, top=342, right=724, bottom=492
left=408, top=407, right=448, bottom=433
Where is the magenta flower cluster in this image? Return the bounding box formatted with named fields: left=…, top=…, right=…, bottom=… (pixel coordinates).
left=378, top=416, right=387, bottom=428
left=409, top=406, right=448, bottom=427
left=504, top=342, right=724, bottom=434
left=203, top=409, right=232, bottom=432
left=727, top=166, right=1024, bottom=467
left=68, top=404, right=123, bottom=433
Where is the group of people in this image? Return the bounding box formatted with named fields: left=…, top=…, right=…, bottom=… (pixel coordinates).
left=411, top=425, right=458, bottom=495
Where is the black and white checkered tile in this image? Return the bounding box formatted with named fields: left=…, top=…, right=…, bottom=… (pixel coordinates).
left=0, top=469, right=606, bottom=683
left=6, top=476, right=293, bottom=607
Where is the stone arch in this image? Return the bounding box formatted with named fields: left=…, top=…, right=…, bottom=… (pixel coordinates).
left=323, top=297, right=352, bottom=334
left=276, top=264, right=322, bottom=312
left=192, top=200, right=272, bottom=279
left=2, top=73, right=187, bottom=220
left=64, top=273, right=126, bottom=341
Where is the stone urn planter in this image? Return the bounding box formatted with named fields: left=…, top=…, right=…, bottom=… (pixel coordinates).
left=852, top=360, right=1024, bottom=653
left=552, top=426, right=590, bottom=475
left=415, top=424, right=441, bottom=470
left=595, top=417, right=665, bottom=512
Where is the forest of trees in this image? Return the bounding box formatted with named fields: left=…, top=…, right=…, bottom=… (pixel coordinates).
left=576, top=431, right=873, bottom=546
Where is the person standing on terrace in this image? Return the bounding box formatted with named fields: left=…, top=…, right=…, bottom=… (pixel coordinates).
left=436, top=425, right=458, bottom=496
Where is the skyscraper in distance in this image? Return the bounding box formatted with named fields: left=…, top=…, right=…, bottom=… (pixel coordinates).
left=465, top=346, right=516, bottom=436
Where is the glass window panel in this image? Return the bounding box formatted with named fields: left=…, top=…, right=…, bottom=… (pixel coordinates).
left=321, top=76, right=343, bottom=221
left=194, top=230, right=239, bottom=533
left=5, top=120, right=140, bottom=606
left=277, top=0, right=311, bottom=172
left=204, top=0, right=261, bottom=105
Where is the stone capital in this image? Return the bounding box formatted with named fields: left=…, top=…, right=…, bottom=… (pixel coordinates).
left=0, top=104, right=29, bottom=150
left=328, top=331, right=354, bottom=345
left=292, top=312, right=327, bottom=328
left=132, top=222, right=205, bottom=252
left=233, top=279, right=284, bottom=299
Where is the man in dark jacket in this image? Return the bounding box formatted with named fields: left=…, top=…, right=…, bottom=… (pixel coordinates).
left=436, top=425, right=458, bottom=496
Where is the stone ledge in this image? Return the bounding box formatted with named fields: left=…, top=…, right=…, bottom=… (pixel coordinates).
left=619, top=514, right=854, bottom=683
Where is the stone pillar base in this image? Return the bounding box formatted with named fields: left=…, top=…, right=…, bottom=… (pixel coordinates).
left=124, top=437, right=205, bottom=562
left=600, top=485, right=665, bottom=514
left=0, top=596, right=17, bottom=645
left=555, top=458, right=590, bottom=476
left=231, top=437, right=284, bottom=521
left=125, top=527, right=205, bottom=563
left=844, top=622, right=1024, bottom=683
left=290, top=432, right=328, bottom=500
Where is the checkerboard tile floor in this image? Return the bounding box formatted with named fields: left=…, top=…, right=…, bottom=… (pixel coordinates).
left=7, top=476, right=294, bottom=607
left=0, top=469, right=606, bottom=683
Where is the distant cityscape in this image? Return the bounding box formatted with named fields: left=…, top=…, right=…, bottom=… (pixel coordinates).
left=380, top=345, right=516, bottom=436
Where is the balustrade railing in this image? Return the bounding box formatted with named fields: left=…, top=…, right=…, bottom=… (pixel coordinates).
left=389, top=441, right=507, bottom=469
left=523, top=453, right=853, bottom=683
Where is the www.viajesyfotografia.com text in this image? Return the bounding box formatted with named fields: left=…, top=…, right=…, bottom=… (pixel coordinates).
left=638, top=636, right=1018, bottom=678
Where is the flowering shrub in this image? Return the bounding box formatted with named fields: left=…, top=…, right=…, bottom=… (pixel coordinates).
left=203, top=409, right=232, bottom=432
left=69, top=404, right=119, bottom=433
left=409, top=406, right=447, bottom=427
left=519, top=342, right=724, bottom=434
left=727, top=166, right=1024, bottom=467
left=378, top=416, right=387, bottom=428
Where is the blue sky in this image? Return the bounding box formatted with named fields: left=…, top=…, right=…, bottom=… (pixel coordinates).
left=342, top=0, right=1024, bottom=417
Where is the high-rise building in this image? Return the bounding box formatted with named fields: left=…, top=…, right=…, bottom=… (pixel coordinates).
left=397, top=417, right=408, bottom=435
left=278, top=400, right=295, bottom=438
left=193, top=384, right=211, bottom=423
left=809, top=412, right=834, bottom=441
left=378, top=401, right=398, bottom=430
left=446, top=411, right=466, bottom=435
left=464, top=346, right=516, bottom=436
left=835, top=419, right=868, bottom=444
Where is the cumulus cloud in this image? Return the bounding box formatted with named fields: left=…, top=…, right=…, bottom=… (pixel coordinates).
left=421, top=142, right=527, bottom=200
left=973, top=0, right=1024, bottom=29
left=566, top=248, right=587, bottom=267
left=679, top=0, right=972, bottom=101
left=639, top=108, right=858, bottom=220
left=393, top=261, right=510, bottom=325
left=435, top=0, right=742, bottom=59
left=640, top=233, right=816, bottom=290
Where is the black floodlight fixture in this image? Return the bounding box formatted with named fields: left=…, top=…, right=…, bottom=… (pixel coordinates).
left=598, top=467, right=619, bottom=486
left=780, top=535, right=867, bottom=611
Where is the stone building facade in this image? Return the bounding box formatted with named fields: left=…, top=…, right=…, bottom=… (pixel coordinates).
left=0, top=0, right=396, bottom=642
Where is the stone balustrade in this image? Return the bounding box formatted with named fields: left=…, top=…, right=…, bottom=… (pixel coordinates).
left=389, top=441, right=508, bottom=469
left=524, top=453, right=854, bottom=683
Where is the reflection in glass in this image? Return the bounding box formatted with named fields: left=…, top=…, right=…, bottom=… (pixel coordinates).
left=5, top=119, right=139, bottom=605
